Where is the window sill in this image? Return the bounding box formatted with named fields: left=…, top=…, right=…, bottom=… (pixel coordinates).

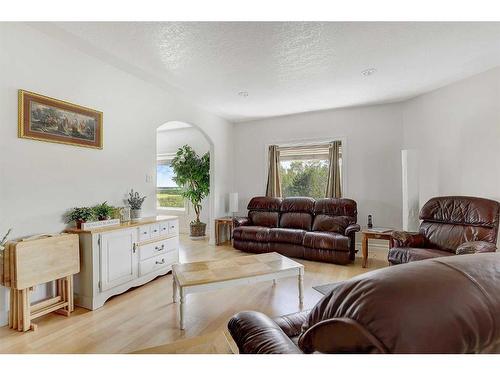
left=157, top=207, right=186, bottom=212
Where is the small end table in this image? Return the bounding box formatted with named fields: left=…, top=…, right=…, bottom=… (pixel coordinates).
left=361, top=228, right=395, bottom=268
left=215, top=217, right=234, bottom=246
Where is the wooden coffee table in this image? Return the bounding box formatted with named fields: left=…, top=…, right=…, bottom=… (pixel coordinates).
left=172, top=252, right=304, bottom=329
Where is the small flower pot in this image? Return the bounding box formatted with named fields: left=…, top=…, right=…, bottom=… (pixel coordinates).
left=190, top=222, right=206, bottom=238
left=131, top=209, right=142, bottom=220
left=76, top=220, right=85, bottom=229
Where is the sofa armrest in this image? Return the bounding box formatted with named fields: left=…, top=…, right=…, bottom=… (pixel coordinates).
left=456, top=241, right=497, bottom=255
left=227, top=311, right=302, bottom=354
left=345, top=224, right=361, bottom=236
left=233, top=217, right=251, bottom=228
left=273, top=310, right=310, bottom=338
left=391, top=231, right=426, bottom=248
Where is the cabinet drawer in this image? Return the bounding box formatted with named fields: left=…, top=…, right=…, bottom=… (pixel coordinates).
left=139, top=251, right=178, bottom=277
left=159, top=221, right=169, bottom=236
left=150, top=223, right=160, bottom=238
left=138, top=225, right=150, bottom=242
left=139, top=237, right=178, bottom=261
left=168, top=220, right=179, bottom=236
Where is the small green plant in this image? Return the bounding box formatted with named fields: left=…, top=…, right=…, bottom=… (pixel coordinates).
left=92, top=201, right=115, bottom=220
left=66, top=207, right=95, bottom=224
left=171, top=145, right=210, bottom=224
left=1, top=228, right=12, bottom=251
left=128, top=189, right=146, bottom=209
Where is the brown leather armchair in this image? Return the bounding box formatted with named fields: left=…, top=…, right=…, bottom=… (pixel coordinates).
left=228, top=252, right=500, bottom=353
left=388, top=196, right=500, bottom=265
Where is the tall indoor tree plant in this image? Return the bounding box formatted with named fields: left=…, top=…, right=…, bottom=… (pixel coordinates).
left=171, top=145, right=210, bottom=238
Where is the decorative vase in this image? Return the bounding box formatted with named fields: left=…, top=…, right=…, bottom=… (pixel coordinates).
left=190, top=222, right=206, bottom=238
left=131, top=209, right=142, bottom=220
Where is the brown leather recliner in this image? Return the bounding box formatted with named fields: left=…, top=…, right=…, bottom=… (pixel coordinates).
left=388, top=196, right=500, bottom=265
left=228, top=252, right=500, bottom=353
left=233, top=197, right=360, bottom=265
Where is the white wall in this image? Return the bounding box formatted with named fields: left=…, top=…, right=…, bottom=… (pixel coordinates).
left=402, top=66, right=500, bottom=210
left=0, top=23, right=233, bottom=326
left=156, top=127, right=211, bottom=233
left=233, top=104, right=404, bottom=229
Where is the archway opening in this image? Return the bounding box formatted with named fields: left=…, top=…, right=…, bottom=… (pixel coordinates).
left=156, top=121, right=215, bottom=242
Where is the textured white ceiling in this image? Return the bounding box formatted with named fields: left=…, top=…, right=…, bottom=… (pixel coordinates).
left=51, top=22, right=500, bottom=122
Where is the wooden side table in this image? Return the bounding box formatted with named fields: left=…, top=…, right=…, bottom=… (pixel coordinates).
left=215, top=217, right=234, bottom=246
left=361, top=229, right=394, bottom=268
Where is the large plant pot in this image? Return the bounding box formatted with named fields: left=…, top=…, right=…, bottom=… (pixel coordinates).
left=130, top=209, right=142, bottom=220
left=190, top=222, right=206, bottom=239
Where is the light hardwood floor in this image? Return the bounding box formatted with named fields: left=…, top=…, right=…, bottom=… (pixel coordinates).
left=0, top=236, right=389, bottom=353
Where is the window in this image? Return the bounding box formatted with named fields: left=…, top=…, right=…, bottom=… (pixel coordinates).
left=278, top=143, right=342, bottom=199
left=157, top=156, right=185, bottom=210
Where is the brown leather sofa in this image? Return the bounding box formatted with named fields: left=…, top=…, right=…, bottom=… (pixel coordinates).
left=233, top=197, right=360, bottom=265
left=389, top=196, right=500, bottom=265
left=228, top=252, right=500, bottom=353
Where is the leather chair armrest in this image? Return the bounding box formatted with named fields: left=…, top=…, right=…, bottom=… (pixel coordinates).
left=273, top=310, right=310, bottom=338
left=391, top=231, right=426, bottom=248
left=233, top=217, right=251, bottom=228
left=456, top=241, right=497, bottom=255
left=227, top=311, right=302, bottom=354
left=345, top=224, right=361, bottom=236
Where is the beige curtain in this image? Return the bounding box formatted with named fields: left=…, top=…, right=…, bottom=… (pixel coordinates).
left=326, top=141, right=342, bottom=198
left=266, top=145, right=282, bottom=197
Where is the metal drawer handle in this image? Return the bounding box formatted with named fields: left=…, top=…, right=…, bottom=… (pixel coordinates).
left=155, top=244, right=165, bottom=251
left=142, top=231, right=147, bottom=235
left=170, top=226, right=175, bottom=229
left=153, top=229, right=158, bottom=233
left=155, top=259, right=165, bottom=265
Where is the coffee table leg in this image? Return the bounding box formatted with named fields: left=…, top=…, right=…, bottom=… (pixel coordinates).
left=362, top=233, right=368, bottom=268
left=179, top=288, right=185, bottom=330
left=172, top=275, right=178, bottom=303
left=298, top=269, right=304, bottom=306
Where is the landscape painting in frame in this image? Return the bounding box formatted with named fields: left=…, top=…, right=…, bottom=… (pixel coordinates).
left=18, top=90, right=103, bottom=149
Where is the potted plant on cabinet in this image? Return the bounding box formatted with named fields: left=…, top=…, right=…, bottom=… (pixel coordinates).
left=128, top=189, right=146, bottom=220
left=1, top=228, right=12, bottom=251
left=66, top=207, right=95, bottom=229
left=92, top=201, right=115, bottom=221
left=171, top=145, right=210, bottom=238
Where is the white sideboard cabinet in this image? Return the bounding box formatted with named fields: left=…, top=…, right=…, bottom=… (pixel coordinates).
left=67, top=216, right=179, bottom=310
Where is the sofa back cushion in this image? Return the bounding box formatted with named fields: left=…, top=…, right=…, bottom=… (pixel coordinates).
left=419, top=196, right=500, bottom=251
left=279, top=197, right=315, bottom=231
left=247, top=196, right=282, bottom=228
left=312, top=215, right=351, bottom=233
left=249, top=211, right=280, bottom=228
left=298, top=253, right=500, bottom=354
left=312, top=198, right=357, bottom=233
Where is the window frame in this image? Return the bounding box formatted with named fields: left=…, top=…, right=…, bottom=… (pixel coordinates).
left=263, top=137, right=347, bottom=197
left=156, top=153, right=187, bottom=212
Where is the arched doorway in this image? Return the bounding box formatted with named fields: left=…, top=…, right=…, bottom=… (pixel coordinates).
left=156, top=121, right=215, bottom=242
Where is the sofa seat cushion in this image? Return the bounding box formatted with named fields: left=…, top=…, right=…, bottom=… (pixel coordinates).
left=388, top=247, right=454, bottom=265
left=303, top=231, right=349, bottom=251
left=233, top=226, right=270, bottom=242
left=269, top=228, right=306, bottom=245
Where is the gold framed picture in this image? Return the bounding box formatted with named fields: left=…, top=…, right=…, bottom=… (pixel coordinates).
left=18, top=89, right=103, bottom=149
